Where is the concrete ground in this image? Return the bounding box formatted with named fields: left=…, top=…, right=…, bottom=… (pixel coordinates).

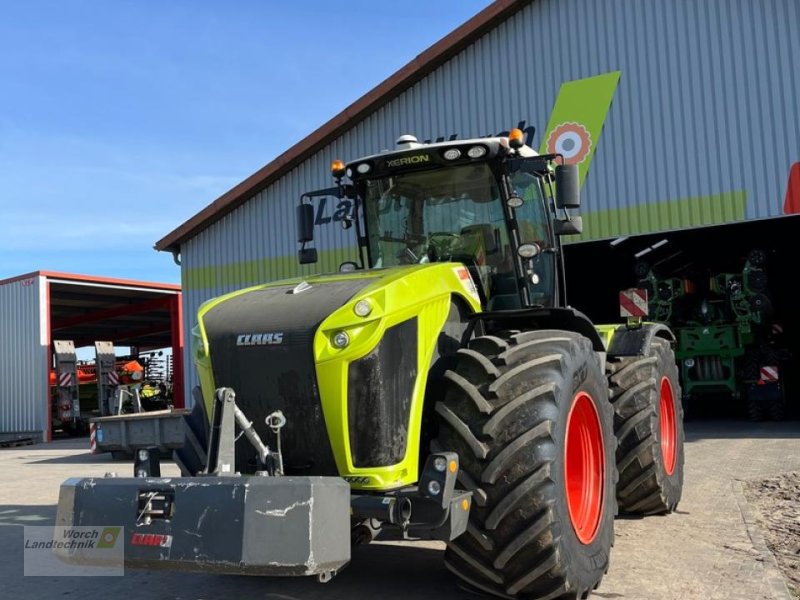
left=1, top=420, right=797, bottom=600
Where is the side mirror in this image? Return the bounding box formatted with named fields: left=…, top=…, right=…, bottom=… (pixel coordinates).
left=298, top=248, right=318, bottom=264
left=553, top=216, right=583, bottom=236
left=296, top=203, right=315, bottom=243
left=555, top=164, right=580, bottom=209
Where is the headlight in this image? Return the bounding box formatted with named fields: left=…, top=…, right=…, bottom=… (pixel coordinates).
left=354, top=299, right=372, bottom=317
left=443, top=148, right=461, bottom=160
left=518, top=243, right=541, bottom=258
left=332, top=331, right=350, bottom=349
left=467, top=145, right=487, bottom=158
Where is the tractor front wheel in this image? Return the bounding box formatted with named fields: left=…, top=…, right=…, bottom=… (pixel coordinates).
left=433, top=329, right=616, bottom=599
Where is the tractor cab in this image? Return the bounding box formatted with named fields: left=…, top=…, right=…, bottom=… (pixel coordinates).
left=297, top=129, right=582, bottom=311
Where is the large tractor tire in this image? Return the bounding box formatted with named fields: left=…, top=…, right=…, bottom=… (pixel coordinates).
left=607, top=337, right=684, bottom=515
left=767, top=394, right=786, bottom=421
left=433, top=329, right=616, bottom=599
left=744, top=393, right=765, bottom=421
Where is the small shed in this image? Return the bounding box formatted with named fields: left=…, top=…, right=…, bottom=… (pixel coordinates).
left=0, top=271, right=182, bottom=442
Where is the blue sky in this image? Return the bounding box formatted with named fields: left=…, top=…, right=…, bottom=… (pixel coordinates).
left=0, top=0, right=491, bottom=283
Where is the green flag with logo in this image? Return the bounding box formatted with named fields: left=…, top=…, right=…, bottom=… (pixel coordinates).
left=539, top=71, right=621, bottom=187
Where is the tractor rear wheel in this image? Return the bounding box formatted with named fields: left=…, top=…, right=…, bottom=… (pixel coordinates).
left=607, top=337, right=684, bottom=514
left=433, top=329, right=616, bottom=599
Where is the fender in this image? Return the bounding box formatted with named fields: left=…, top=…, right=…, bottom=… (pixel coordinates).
left=604, top=322, right=676, bottom=358
left=469, top=307, right=606, bottom=352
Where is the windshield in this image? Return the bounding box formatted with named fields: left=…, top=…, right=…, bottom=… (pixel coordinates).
left=361, top=163, right=555, bottom=307
left=363, top=164, right=504, bottom=267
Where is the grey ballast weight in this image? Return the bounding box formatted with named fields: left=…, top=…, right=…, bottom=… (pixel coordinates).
left=56, top=475, right=351, bottom=577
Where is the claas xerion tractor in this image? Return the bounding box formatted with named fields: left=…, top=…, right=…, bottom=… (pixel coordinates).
left=57, top=130, right=685, bottom=599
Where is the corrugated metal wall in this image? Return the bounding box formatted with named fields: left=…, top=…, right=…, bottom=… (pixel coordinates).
left=0, top=276, right=48, bottom=438
left=178, top=0, right=800, bottom=400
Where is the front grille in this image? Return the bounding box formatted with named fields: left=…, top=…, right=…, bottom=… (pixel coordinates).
left=201, top=280, right=371, bottom=475
left=347, top=318, right=418, bottom=467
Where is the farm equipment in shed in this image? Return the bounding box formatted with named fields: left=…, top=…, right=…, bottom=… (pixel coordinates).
left=633, top=249, right=787, bottom=419
left=51, top=340, right=88, bottom=435
left=57, top=131, right=684, bottom=599
left=50, top=341, right=176, bottom=444
left=91, top=344, right=177, bottom=457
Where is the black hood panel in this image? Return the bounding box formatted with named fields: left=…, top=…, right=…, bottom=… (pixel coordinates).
left=201, top=279, right=371, bottom=475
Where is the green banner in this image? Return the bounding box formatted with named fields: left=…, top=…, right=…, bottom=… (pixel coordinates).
left=570, top=190, right=748, bottom=242
left=539, top=71, right=621, bottom=186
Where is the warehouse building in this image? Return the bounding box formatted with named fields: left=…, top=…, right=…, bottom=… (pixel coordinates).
left=155, top=0, right=800, bottom=408
left=0, top=271, right=183, bottom=441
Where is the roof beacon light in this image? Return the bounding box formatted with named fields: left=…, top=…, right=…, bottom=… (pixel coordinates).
left=331, top=159, right=346, bottom=178
left=508, top=128, right=524, bottom=149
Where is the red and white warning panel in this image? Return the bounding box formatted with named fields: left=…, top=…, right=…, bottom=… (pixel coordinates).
left=760, top=366, right=780, bottom=382
left=619, top=288, right=649, bottom=318
left=58, top=372, right=73, bottom=387
left=452, top=266, right=481, bottom=304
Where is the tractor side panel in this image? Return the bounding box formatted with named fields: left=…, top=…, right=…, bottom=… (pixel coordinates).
left=313, top=264, right=481, bottom=491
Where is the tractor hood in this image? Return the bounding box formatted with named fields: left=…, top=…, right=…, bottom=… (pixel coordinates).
left=193, top=263, right=481, bottom=488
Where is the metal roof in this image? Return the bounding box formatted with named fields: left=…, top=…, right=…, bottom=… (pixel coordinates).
left=154, top=0, right=532, bottom=253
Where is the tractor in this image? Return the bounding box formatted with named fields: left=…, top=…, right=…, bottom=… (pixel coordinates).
left=57, top=130, right=685, bottom=599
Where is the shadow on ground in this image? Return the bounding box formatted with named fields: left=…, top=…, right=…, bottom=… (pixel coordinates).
left=0, top=505, right=56, bottom=527
left=0, top=507, right=456, bottom=600
left=684, top=419, right=800, bottom=442
left=27, top=453, right=125, bottom=465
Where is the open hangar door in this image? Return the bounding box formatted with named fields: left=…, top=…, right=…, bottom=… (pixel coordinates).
left=45, top=273, right=183, bottom=439
left=564, top=215, right=800, bottom=419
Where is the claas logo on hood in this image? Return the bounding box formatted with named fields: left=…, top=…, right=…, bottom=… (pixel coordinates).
left=236, top=332, right=284, bottom=346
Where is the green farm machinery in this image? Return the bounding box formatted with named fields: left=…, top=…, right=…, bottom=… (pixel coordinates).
left=634, top=249, right=787, bottom=419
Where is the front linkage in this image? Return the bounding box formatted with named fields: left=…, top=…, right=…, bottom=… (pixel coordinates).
left=56, top=387, right=472, bottom=582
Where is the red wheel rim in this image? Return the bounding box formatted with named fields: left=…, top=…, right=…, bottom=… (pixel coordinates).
left=564, top=392, right=605, bottom=545
left=659, top=376, right=677, bottom=475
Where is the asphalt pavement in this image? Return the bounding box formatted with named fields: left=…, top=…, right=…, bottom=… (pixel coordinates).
left=1, top=420, right=797, bottom=600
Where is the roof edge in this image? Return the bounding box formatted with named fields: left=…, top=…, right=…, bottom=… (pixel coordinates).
left=0, top=270, right=181, bottom=291
left=0, top=271, right=43, bottom=286
left=155, top=0, right=532, bottom=253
